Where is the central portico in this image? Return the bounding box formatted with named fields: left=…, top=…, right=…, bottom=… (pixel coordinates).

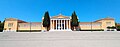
left=49, top=14, right=72, bottom=31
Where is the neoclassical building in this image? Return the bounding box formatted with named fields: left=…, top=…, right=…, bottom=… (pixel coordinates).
left=49, top=14, right=71, bottom=31
left=3, top=14, right=116, bottom=32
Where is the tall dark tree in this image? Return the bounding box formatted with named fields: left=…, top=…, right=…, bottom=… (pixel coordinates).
left=43, top=11, right=50, bottom=31
left=0, top=21, right=4, bottom=32
left=71, top=11, right=79, bottom=30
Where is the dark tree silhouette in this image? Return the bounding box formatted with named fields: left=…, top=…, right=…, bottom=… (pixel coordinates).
left=71, top=11, right=79, bottom=31
left=43, top=11, right=50, bottom=31
left=0, top=21, right=4, bottom=32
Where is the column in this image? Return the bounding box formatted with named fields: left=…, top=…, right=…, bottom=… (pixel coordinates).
left=69, top=20, right=70, bottom=29
left=66, top=20, right=68, bottom=29
left=50, top=20, right=52, bottom=30
left=61, top=19, right=62, bottom=30
left=64, top=20, right=65, bottom=30
left=53, top=20, right=54, bottom=30
left=56, top=20, right=57, bottom=30
left=59, top=20, right=60, bottom=30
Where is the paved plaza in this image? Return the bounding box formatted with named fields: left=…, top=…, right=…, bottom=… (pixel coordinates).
left=0, top=31, right=120, bottom=47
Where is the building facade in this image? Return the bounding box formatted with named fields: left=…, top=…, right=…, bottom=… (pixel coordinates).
left=49, top=14, right=71, bottom=31
left=3, top=14, right=116, bottom=32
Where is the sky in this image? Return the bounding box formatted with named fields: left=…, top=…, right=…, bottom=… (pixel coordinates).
left=0, top=0, right=120, bottom=23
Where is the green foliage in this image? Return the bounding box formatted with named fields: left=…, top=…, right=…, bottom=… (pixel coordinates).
left=107, top=26, right=111, bottom=29
left=107, top=26, right=116, bottom=29
left=71, top=11, right=79, bottom=27
left=112, top=26, right=116, bottom=29
left=117, top=26, right=120, bottom=31
left=117, top=26, right=120, bottom=29
left=43, top=11, right=50, bottom=28
left=115, top=23, right=117, bottom=26
left=0, top=22, right=4, bottom=32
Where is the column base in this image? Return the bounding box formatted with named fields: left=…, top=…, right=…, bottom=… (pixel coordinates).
left=49, top=29, right=72, bottom=31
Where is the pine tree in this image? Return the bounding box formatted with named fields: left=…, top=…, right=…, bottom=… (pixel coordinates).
left=43, top=11, right=50, bottom=31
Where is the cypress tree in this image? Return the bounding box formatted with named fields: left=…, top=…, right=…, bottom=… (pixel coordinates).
left=0, top=21, right=4, bottom=32
left=71, top=11, right=79, bottom=30
left=43, top=11, right=50, bottom=31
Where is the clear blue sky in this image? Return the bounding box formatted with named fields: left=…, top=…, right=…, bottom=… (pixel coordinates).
left=0, top=0, right=120, bottom=23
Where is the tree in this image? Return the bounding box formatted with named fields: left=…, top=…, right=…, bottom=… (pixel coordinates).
left=0, top=21, right=4, bottom=32
left=115, top=23, right=120, bottom=31
left=43, top=11, right=50, bottom=31
left=111, top=26, right=116, bottom=29
left=116, top=25, right=120, bottom=31
left=117, top=26, right=120, bottom=29
left=107, top=26, right=111, bottom=29
left=71, top=11, right=79, bottom=31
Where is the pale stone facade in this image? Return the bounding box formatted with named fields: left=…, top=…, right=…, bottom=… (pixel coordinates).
left=49, top=14, right=71, bottom=31
left=79, top=17, right=116, bottom=31
left=3, top=14, right=116, bottom=32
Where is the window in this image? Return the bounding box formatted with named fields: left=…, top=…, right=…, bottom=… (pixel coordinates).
left=8, top=23, right=13, bottom=27
left=19, top=24, right=29, bottom=27
left=80, top=24, right=91, bottom=26
left=92, top=23, right=101, bottom=26
left=106, top=22, right=111, bottom=26
left=31, top=23, right=42, bottom=27
left=31, top=24, right=37, bottom=27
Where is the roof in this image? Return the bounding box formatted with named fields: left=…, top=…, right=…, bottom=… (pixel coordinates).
left=51, top=14, right=70, bottom=19
left=5, top=18, right=17, bottom=21
left=95, top=17, right=114, bottom=22
left=5, top=18, right=27, bottom=23
left=117, top=23, right=120, bottom=26
left=18, top=20, right=27, bottom=23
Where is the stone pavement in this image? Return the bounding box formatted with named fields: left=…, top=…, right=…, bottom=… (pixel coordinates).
left=0, top=31, right=120, bottom=47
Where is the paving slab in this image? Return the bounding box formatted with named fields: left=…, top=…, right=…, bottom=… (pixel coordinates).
left=0, top=31, right=120, bottom=47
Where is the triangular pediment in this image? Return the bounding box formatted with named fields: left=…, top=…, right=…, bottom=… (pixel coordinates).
left=5, top=18, right=17, bottom=21
left=51, top=14, right=70, bottom=19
